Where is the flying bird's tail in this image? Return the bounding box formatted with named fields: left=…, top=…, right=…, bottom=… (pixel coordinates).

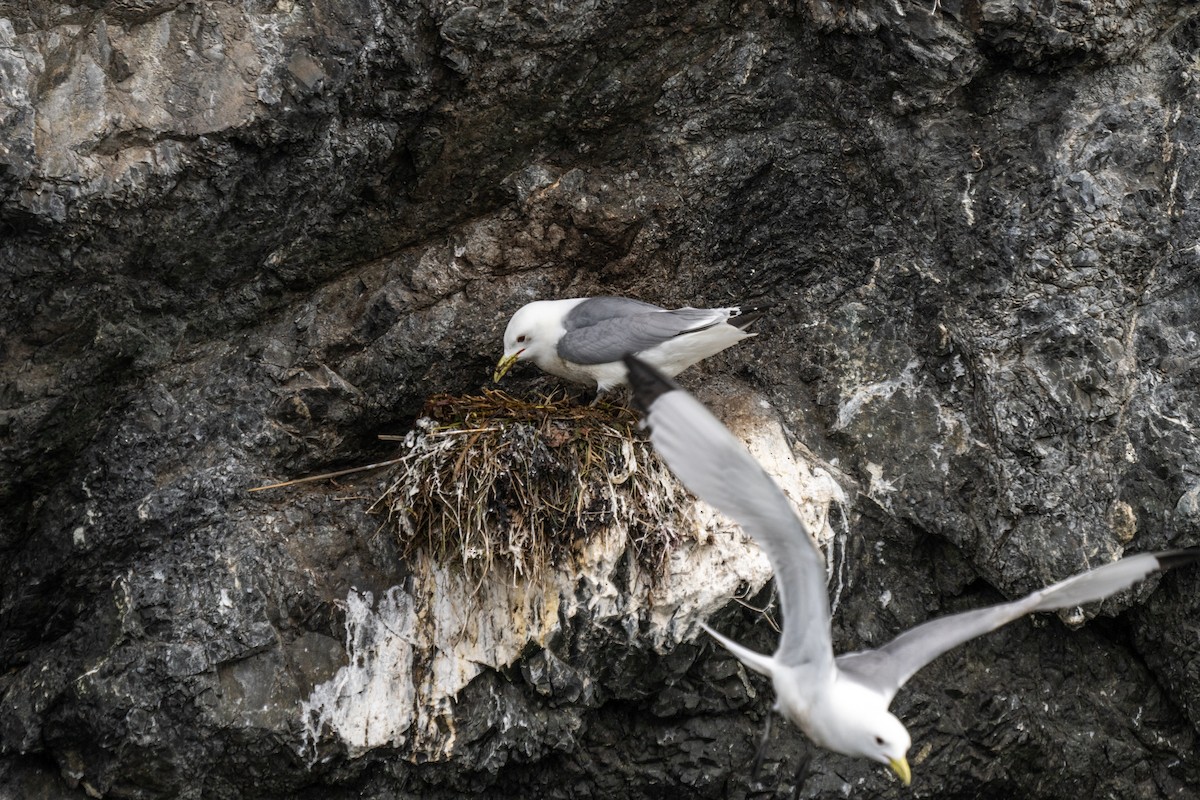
left=699, top=622, right=776, bottom=677
left=730, top=303, right=771, bottom=331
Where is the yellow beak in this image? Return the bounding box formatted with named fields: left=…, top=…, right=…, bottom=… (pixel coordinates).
left=493, top=351, right=522, bottom=382
left=889, top=756, right=912, bottom=787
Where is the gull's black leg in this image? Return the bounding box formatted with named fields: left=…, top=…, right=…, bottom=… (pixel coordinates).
left=587, top=385, right=632, bottom=408
left=608, top=386, right=633, bottom=408
left=788, top=746, right=812, bottom=800
left=750, top=710, right=773, bottom=781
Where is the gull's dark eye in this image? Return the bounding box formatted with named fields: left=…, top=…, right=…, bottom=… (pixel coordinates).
left=875, top=736, right=885, bottom=746
left=517, top=335, right=527, bottom=343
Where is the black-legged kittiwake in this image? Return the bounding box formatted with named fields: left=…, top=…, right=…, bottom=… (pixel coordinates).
left=493, top=296, right=764, bottom=391
left=623, top=353, right=1199, bottom=787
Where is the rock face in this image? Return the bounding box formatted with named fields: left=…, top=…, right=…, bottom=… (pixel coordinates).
left=2, top=1, right=1200, bottom=798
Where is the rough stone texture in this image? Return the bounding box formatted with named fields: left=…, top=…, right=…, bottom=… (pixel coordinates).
left=2, top=0, right=1200, bottom=798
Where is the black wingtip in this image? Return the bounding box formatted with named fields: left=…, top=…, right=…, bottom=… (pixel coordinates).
left=623, top=354, right=679, bottom=414
left=1156, top=548, right=1200, bottom=572
left=731, top=303, right=772, bottom=331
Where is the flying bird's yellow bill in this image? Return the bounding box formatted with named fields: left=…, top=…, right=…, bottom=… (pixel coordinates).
left=889, top=756, right=912, bottom=786
left=493, top=352, right=520, bottom=382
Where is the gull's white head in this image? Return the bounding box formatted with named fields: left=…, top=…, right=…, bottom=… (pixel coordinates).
left=493, top=300, right=568, bottom=382
left=783, top=673, right=913, bottom=785
left=854, top=711, right=912, bottom=786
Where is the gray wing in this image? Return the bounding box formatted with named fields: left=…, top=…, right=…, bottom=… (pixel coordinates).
left=836, top=549, right=1200, bottom=702
left=562, top=297, right=666, bottom=328
left=625, top=356, right=835, bottom=670
left=560, top=299, right=728, bottom=365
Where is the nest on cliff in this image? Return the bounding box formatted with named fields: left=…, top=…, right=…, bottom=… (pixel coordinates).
left=373, top=389, right=693, bottom=584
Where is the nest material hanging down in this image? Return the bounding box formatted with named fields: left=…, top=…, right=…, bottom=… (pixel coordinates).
left=376, top=390, right=694, bottom=582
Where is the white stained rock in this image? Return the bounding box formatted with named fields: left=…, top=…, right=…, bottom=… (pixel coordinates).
left=300, top=378, right=849, bottom=761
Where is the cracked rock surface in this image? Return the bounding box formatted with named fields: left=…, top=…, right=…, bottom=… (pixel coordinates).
left=3, top=0, right=1200, bottom=797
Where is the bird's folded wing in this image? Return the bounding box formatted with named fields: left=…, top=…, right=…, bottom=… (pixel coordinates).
left=562, top=296, right=666, bottom=328
left=560, top=307, right=727, bottom=365
left=836, top=549, right=1199, bottom=702
left=625, top=357, right=835, bottom=671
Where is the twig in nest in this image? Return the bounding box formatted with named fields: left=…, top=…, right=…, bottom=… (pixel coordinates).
left=250, top=457, right=407, bottom=493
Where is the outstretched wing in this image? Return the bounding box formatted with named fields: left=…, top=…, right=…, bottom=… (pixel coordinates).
left=836, top=549, right=1200, bottom=701
left=560, top=299, right=729, bottom=365
left=624, top=355, right=835, bottom=670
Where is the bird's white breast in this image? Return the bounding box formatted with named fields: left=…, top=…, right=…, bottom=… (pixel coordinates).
left=533, top=350, right=626, bottom=389
left=791, top=671, right=893, bottom=757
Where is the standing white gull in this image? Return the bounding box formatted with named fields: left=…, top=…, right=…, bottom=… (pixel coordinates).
left=493, top=296, right=764, bottom=391
left=622, top=353, right=1199, bottom=787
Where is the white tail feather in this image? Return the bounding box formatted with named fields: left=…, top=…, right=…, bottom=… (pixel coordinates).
left=700, top=622, right=776, bottom=677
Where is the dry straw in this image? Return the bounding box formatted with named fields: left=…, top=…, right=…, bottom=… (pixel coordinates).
left=373, top=389, right=692, bottom=583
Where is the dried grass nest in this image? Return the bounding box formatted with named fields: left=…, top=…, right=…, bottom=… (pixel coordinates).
left=374, top=389, right=695, bottom=583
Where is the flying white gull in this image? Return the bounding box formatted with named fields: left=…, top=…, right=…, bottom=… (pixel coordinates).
left=493, top=296, right=764, bottom=391
left=622, top=353, right=1199, bottom=787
